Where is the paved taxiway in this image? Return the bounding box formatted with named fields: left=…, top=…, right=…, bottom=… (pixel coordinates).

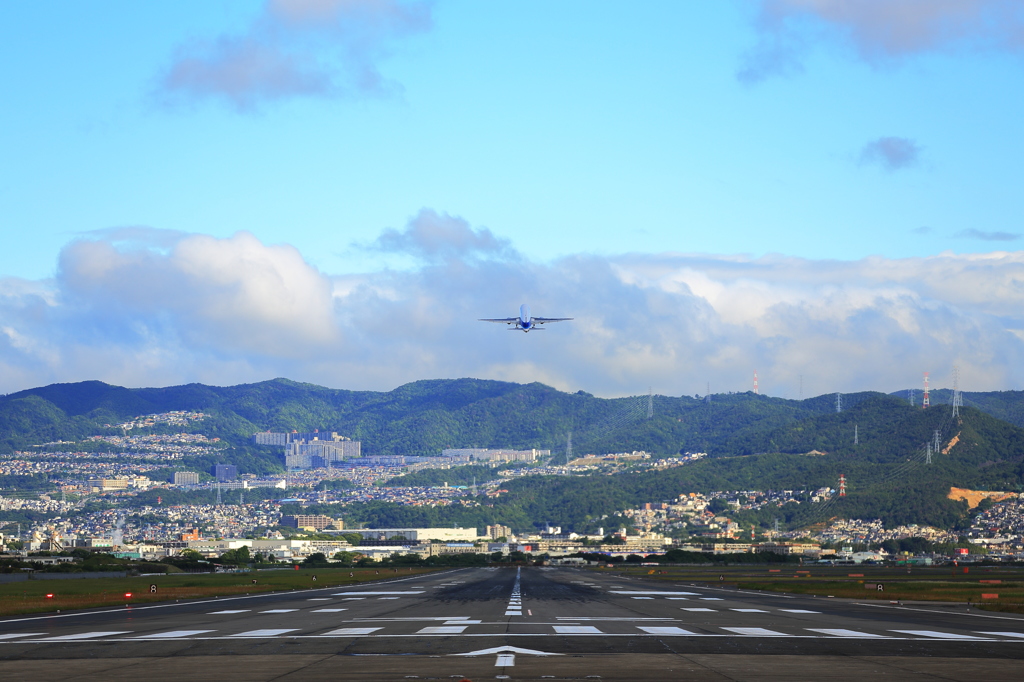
left=2, top=566, right=1023, bottom=680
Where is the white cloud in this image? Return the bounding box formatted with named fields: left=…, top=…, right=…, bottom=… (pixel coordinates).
left=157, top=0, right=433, bottom=110
left=2, top=215, right=1024, bottom=398
left=859, top=136, right=921, bottom=171
left=740, top=0, right=1024, bottom=82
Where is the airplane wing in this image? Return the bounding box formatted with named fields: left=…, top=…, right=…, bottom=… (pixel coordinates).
left=479, top=318, right=520, bottom=324
left=532, top=317, right=573, bottom=324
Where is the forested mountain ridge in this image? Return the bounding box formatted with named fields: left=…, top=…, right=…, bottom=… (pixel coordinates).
left=1, top=378, right=1023, bottom=461
left=3, top=378, right=1024, bottom=531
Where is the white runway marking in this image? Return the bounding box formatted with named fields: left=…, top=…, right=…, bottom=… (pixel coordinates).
left=447, top=620, right=481, bottom=624
left=781, top=609, right=819, bottom=614
left=610, top=591, right=698, bottom=596
left=682, top=608, right=715, bottom=612
left=631, top=597, right=654, bottom=600
left=722, top=627, right=789, bottom=637
left=0, top=633, right=44, bottom=640
left=378, top=597, right=400, bottom=600
left=260, top=609, right=297, bottom=613
left=557, top=614, right=675, bottom=618
left=418, top=625, right=468, bottom=634
left=808, top=629, right=887, bottom=638
left=307, top=598, right=331, bottom=601
left=637, top=626, right=694, bottom=635
left=730, top=609, right=767, bottom=613
left=553, top=626, right=602, bottom=634
left=323, top=627, right=381, bottom=636
left=209, top=610, right=249, bottom=614
left=496, top=653, right=515, bottom=666
left=134, top=630, right=215, bottom=639
left=505, top=611, right=522, bottom=616
left=333, top=591, right=423, bottom=595
left=229, top=629, right=298, bottom=638
left=312, top=609, right=347, bottom=613
left=667, top=597, right=688, bottom=600
left=892, top=630, right=987, bottom=640
left=40, top=631, right=131, bottom=640
left=978, top=632, right=1024, bottom=639
left=699, top=598, right=723, bottom=601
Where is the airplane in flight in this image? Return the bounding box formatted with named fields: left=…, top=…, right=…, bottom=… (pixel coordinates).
left=479, top=304, right=573, bottom=332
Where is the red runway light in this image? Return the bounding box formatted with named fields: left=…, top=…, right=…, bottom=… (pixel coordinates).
left=124, top=592, right=132, bottom=598
left=45, top=593, right=54, bottom=599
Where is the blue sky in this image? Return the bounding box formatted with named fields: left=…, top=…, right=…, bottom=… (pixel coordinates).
left=2, top=1, right=1024, bottom=397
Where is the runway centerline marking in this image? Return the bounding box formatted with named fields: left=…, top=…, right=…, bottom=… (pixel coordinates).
left=209, top=610, right=249, bottom=614
left=312, top=608, right=347, bottom=613
left=229, top=629, right=299, bottom=638
left=260, top=609, right=297, bottom=613
left=418, top=626, right=468, bottom=634
left=553, top=625, right=602, bottom=634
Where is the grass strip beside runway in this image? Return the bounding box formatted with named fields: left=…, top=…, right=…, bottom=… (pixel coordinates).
left=0, top=567, right=442, bottom=616
left=595, top=564, right=1024, bottom=613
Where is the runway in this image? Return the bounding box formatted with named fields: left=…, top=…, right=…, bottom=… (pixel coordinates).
left=1, top=566, right=1023, bottom=680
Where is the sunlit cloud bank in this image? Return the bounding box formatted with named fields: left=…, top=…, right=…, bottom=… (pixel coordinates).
left=2, top=209, right=1024, bottom=398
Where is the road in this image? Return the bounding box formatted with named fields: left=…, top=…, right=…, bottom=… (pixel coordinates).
left=1, top=566, right=1023, bottom=680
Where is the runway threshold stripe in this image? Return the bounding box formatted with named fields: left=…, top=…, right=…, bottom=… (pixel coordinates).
left=553, top=626, right=602, bottom=634
left=496, top=654, right=515, bottom=666
left=978, top=632, right=1024, bottom=639
left=134, top=630, right=215, bottom=639
left=721, top=627, right=789, bottom=637
left=39, top=631, right=131, bottom=640
left=0, top=633, right=45, bottom=640
left=312, top=609, right=347, bottom=613
left=418, top=626, right=468, bottom=634
left=260, top=609, right=297, bottom=613
left=891, top=630, right=987, bottom=640
left=323, top=627, right=382, bottom=636
left=637, top=626, right=694, bottom=635
left=229, top=629, right=299, bottom=638
left=209, top=610, right=249, bottom=614
left=807, top=629, right=886, bottom=638
left=730, top=609, right=767, bottom=613
left=780, top=609, right=819, bottom=614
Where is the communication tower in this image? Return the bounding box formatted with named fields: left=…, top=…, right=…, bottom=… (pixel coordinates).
left=923, top=372, right=930, bottom=409
left=838, top=474, right=846, bottom=497
left=926, top=443, right=933, bottom=465
left=835, top=393, right=842, bottom=413
left=934, top=429, right=941, bottom=453
left=753, top=371, right=759, bottom=395
left=908, top=388, right=915, bottom=406
left=647, top=387, right=653, bottom=419
left=216, top=482, right=222, bottom=505
left=952, top=366, right=962, bottom=418
left=854, top=424, right=858, bottom=445
left=565, top=431, right=573, bottom=464
left=705, top=382, right=711, bottom=405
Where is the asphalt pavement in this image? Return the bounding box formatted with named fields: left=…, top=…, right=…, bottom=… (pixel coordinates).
left=2, top=565, right=1023, bottom=680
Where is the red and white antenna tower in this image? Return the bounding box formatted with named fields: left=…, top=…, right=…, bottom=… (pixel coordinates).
left=753, top=370, right=759, bottom=395
left=922, top=372, right=930, bottom=409
left=838, top=474, right=847, bottom=497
